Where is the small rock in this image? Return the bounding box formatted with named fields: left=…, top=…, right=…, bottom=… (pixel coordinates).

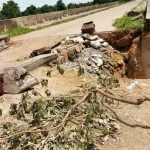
left=91, top=54, right=102, bottom=58
left=102, top=42, right=109, bottom=47
left=89, top=35, right=99, bottom=41
left=73, top=37, right=84, bottom=43
left=103, top=135, right=109, bottom=142
left=61, top=41, right=66, bottom=45
left=97, top=38, right=104, bottom=43
left=65, top=36, right=70, bottom=41
left=60, top=50, right=68, bottom=61
left=75, top=43, right=83, bottom=53
left=89, top=41, right=101, bottom=49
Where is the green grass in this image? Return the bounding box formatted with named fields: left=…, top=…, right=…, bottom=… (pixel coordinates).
left=1, top=17, right=76, bottom=37
left=5, top=27, right=32, bottom=37
left=113, top=15, right=144, bottom=30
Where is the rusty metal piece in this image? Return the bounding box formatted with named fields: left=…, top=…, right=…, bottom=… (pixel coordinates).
left=81, top=21, right=95, bottom=35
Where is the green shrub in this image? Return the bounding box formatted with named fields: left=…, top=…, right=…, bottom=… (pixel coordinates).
left=113, top=15, right=144, bottom=30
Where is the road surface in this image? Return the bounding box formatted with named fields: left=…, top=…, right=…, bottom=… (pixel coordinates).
left=12, top=0, right=141, bottom=41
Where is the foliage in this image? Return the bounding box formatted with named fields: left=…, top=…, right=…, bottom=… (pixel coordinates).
left=68, top=3, right=79, bottom=9
left=22, top=5, right=38, bottom=16
left=113, top=15, right=144, bottom=30
left=1, top=0, right=21, bottom=19
left=5, top=27, right=32, bottom=37
left=39, top=5, right=55, bottom=13
left=56, top=0, right=67, bottom=11
left=0, top=12, right=6, bottom=20
left=93, top=0, right=119, bottom=4
left=0, top=0, right=120, bottom=19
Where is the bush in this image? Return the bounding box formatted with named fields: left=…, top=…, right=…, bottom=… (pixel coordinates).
left=113, top=15, right=144, bottom=30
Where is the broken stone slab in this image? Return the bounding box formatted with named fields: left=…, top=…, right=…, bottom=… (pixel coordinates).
left=72, top=36, right=84, bottom=43
left=30, top=46, right=51, bottom=58
left=89, top=41, right=101, bottom=49
left=0, top=35, right=10, bottom=43
left=3, top=67, right=39, bottom=94
left=0, top=53, right=58, bottom=78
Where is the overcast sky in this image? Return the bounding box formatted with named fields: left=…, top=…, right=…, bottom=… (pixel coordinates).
left=0, top=0, right=92, bottom=11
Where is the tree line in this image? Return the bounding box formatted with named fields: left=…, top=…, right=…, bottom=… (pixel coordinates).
left=0, top=0, right=129, bottom=20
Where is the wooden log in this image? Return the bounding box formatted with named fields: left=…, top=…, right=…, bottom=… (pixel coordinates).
left=0, top=53, right=58, bottom=78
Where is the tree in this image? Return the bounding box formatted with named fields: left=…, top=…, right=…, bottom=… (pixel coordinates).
left=0, top=12, right=6, bottom=20
left=56, top=0, right=66, bottom=11
left=22, top=5, right=38, bottom=16
left=1, top=0, right=21, bottom=19
left=40, top=5, right=55, bottom=13
left=68, top=3, right=79, bottom=9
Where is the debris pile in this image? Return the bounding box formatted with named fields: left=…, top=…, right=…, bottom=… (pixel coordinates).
left=51, top=33, right=120, bottom=84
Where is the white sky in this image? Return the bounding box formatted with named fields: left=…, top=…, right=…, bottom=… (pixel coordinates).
left=0, top=0, right=92, bottom=11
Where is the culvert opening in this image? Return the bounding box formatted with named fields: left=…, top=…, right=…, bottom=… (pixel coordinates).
left=98, top=29, right=146, bottom=79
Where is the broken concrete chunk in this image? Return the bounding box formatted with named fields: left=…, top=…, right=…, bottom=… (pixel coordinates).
left=81, top=21, right=95, bottom=35
left=61, top=40, right=66, bottom=45
left=65, top=36, right=70, bottom=41
left=102, top=42, right=109, bottom=47
left=97, top=38, right=104, bottom=43
left=3, top=67, right=39, bottom=94
left=89, top=35, right=99, bottom=41
left=90, top=56, right=103, bottom=67
left=89, top=41, right=101, bottom=49
left=75, top=43, right=84, bottom=53
left=60, top=50, right=68, bottom=61
left=73, top=37, right=84, bottom=43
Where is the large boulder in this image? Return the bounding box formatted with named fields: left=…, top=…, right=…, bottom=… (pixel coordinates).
left=3, top=67, right=39, bottom=94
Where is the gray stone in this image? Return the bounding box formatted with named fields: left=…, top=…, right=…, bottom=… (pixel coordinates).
left=3, top=67, right=39, bottom=94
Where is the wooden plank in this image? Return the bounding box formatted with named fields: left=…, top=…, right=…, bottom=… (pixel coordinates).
left=0, top=53, right=58, bottom=78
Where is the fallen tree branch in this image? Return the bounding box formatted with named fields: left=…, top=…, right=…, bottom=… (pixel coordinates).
left=0, top=89, right=150, bottom=142
left=91, top=89, right=150, bottom=105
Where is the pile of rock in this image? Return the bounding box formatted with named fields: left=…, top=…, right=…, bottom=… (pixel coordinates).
left=51, top=34, right=116, bottom=78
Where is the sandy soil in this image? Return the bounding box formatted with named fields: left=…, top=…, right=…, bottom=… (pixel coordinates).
left=1, top=67, right=150, bottom=149
left=0, top=36, right=64, bottom=70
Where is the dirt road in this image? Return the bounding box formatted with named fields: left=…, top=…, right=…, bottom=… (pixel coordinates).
left=12, top=0, right=142, bottom=41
